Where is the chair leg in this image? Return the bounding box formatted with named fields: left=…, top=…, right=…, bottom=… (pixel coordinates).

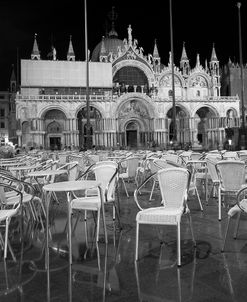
left=222, top=216, right=231, bottom=252
left=121, top=178, right=129, bottom=198
left=233, top=211, right=241, bottom=239
left=116, top=184, right=121, bottom=215
left=7, top=238, right=16, bottom=262
left=84, top=211, right=88, bottom=245
left=195, top=187, right=203, bottom=211
left=188, top=213, right=196, bottom=247
left=218, top=187, right=222, bottom=221
left=100, top=205, right=108, bottom=244
left=4, top=218, right=9, bottom=259
left=113, top=202, right=122, bottom=231
left=4, top=218, right=16, bottom=261
left=96, top=210, right=100, bottom=242
left=177, top=267, right=182, bottom=302
left=135, top=222, right=139, bottom=261
left=149, top=180, right=156, bottom=201
left=177, top=222, right=181, bottom=267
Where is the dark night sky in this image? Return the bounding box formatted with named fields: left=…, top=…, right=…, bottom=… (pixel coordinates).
left=0, top=0, right=246, bottom=90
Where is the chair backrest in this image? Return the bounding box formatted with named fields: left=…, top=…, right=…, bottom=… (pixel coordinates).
left=179, top=151, right=192, bottom=165
left=122, top=157, right=140, bottom=178
left=58, top=153, right=68, bottom=165
left=238, top=153, right=247, bottom=163
left=88, top=154, right=100, bottom=164
left=216, top=160, right=245, bottom=191
left=162, top=153, right=180, bottom=165
left=92, top=164, right=118, bottom=202
left=67, top=161, right=80, bottom=181
left=157, top=167, right=189, bottom=208
left=206, top=158, right=219, bottom=183
left=205, top=153, right=222, bottom=162
left=95, top=160, right=118, bottom=169
left=190, top=152, right=203, bottom=161
left=222, top=151, right=238, bottom=160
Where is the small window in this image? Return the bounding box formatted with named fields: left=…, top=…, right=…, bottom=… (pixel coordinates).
left=0, top=122, right=5, bottom=128
left=0, top=109, right=4, bottom=117
left=196, top=90, right=200, bottom=97
left=168, top=90, right=173, bottom=97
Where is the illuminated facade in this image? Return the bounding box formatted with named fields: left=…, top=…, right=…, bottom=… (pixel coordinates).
left=15, top=22, right=240, bottom=150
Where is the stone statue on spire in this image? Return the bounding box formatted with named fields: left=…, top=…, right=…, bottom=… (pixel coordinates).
left=52, top=46, right=56, bottom=61
left=128, top=25, right=132, bottom=45
left=169, top=51, right=172, bottom=66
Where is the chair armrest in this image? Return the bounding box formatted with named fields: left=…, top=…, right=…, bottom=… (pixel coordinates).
left=76, top=163, right=95, bottom=180
left=105, top=167, right=119, bottom=202
left=0, top=182, right=23, bottom=209
left=134, top=172, right=156, bottom=211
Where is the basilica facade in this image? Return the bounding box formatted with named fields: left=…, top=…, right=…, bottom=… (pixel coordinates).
left=15, top=22, right=240, bottom=150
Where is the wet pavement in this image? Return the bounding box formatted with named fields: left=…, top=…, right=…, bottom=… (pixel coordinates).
left=1, top=178, right=247, bottom=301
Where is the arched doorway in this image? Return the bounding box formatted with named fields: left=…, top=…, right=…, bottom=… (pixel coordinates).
left=126, top=121, right=138, bottom=148
left=167, top=106, right=190, bottom=145
left=43, top=109, right=66, bottom=150
left=47, top=121, right=62, bottom=150
left=195, top=106, right=218, bottom=149
left=117, top=99, right=151, bottom=148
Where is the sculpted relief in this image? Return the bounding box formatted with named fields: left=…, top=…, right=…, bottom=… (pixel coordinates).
left=119, top=100, right=149, bottom=118
left=190, top=76, right=207, bottom=87
left=160, top=74, right=181, bottom=87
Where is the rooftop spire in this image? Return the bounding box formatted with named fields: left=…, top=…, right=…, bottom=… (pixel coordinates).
left=180, top=41, right=188, bottom=61
left=210, top=43, right=218, bottom=62
left=153, top=39, right=160, bottom=58
left=67, top=35, right=75, bottom=61
left=99, top=36, right=108, bottom=62
left=108, top=6, right=118, bottom=37
left=31, top=33, right=40, bottom=60
left=180, top=42, right=190, bottom=75
left=10, top=64, right=16, bottom=82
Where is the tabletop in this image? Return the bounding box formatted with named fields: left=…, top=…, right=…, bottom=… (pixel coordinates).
left=10, top=164, right=40, bottom=171
left=43, top=180, right=101, bottom=192
left=28, top=169, right=68, bottom=177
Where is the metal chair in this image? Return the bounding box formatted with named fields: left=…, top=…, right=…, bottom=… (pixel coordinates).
left=134, top=167, right=195, bottom=267
left=216, top=160, right=246, bottom=221
left=71, top=163, right=119, bottom=244
left=0, top=183, right=23, bottom=260
left=222, top=186, right=247, bottom=252
left=118, top=156, right=140, bottom=198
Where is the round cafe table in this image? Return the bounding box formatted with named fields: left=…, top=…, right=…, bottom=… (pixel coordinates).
left=42, top=180, right=103, bottom=267
left=28, top=169, right=68, bottom=193
left=9, top=164, right=41, bottom=179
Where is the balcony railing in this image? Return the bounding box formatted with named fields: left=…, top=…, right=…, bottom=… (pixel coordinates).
left=15, top=93, right=240, bottom=103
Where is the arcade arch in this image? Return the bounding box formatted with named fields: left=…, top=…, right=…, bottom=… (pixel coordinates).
left=43, top=109, right=67, bottom=150
left=77, top=106, right=102, bottom=148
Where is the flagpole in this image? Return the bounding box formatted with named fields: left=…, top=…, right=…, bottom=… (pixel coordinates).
left=237, top=2, right=246, bottom=149
left=84, top=0, right=91, bottom=149
left=169, top=0, right=177, bottom=144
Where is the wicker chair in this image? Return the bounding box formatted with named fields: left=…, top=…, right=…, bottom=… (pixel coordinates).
left=71, top=163, right=119, bottom=244
left=134, top=167, right=195, bottom=267
left=0, top=183, right=23, bottom=260
left=222, top=186, right=247, bottom=252
left=216, top=160, right=246, bottom=221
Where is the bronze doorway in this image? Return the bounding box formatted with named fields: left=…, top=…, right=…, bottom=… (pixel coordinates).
left=126, top=122, right=138, bottom=148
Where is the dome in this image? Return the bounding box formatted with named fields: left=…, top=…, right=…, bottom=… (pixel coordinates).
left=91, top=30, right=125, bottom=62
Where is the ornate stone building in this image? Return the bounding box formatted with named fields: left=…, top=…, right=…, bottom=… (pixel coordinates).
left=15, top=19, right=240, bottom=150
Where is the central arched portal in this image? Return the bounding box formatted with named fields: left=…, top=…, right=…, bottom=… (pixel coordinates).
left=126, top=121, right=138, bottom=148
